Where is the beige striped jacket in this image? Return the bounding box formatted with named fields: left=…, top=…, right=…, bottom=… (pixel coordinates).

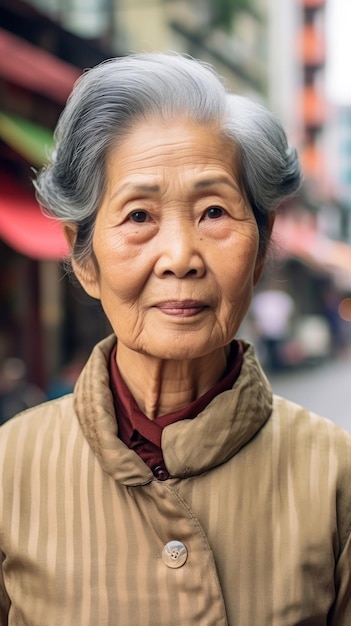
left=1, top=335, right=351, bottom=625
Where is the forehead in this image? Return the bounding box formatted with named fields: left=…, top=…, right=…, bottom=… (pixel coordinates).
left=105, top=116, right=240, bottom=185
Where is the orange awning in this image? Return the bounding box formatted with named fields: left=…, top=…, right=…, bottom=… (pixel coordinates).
left=299, top=24, right=325, bottom=66
left=301, top=85, right=326, bottom=126
left=0, top=173, right=68, bottom=260
left=300, top=143, right=325, bottom=179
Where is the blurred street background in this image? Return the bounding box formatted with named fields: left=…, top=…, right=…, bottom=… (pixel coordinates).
left=269, top=353, right=351, bottom=431
left=0, top=0, right=350, bottom=428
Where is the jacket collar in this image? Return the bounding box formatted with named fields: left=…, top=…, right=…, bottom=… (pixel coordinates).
left=74, top=335, right=273, bottom=485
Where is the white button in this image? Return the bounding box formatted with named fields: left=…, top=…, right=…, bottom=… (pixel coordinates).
left=162, top=541, right=188, bottom=569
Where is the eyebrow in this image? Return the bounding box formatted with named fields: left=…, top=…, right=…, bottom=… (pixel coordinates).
left=194, top=177, right=240, bottom=192
left=111, top=177, right=239, bottom=200
left=111, top=183, right=160, bottom=200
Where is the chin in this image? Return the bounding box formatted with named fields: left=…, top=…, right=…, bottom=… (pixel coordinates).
left=141, top=336, right=225, bottom=362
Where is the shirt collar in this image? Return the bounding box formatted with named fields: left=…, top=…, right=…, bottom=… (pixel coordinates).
left=109, top=340, right=243, bottom=449
left=74, top=335, right=273, bottom=485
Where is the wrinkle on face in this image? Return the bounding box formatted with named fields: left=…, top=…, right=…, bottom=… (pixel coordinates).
left=76, top=116, right=264, bottom=417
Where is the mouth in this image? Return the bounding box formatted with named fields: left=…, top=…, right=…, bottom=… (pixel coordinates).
left=155, top=300, right=209, bottom=317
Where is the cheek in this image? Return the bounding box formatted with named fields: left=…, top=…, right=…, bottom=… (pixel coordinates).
left=218, top=243, right=259, bottom=300
left=93, top=234, right=148, bottom=302
left=98, top=268, right=141, bottom=306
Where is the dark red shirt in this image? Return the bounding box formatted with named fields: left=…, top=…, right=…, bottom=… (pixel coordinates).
left=109, top=341, right=243, bottom=480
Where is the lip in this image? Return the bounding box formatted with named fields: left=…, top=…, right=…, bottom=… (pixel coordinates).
left=155, top=300, right=208, bottom=317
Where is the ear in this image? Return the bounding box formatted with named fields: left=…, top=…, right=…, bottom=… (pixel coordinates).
left=63, top=222, right=77, bottom=251
left=253, top=212, right=275, bottom=285
left=62, top=222, right=101, bottom=300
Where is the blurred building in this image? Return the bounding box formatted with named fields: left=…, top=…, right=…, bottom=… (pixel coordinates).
left=267, top=0, right=330, bottom=198
left=112, top=0, right=268, bottom=99
left=327, top=105, right=351, bottom=243
left=268, top=0, right=351, bottom=296
left=0, top=0, right=114, bottom=389
left=24, top=0, right=116, bottom=46
left=299, top=0, right=328, bottom=193
left=325, top=0, right=351, bottom=245
left=268, top=0, right=328, bottom=186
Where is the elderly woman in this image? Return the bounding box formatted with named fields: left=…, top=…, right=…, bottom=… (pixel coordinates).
left=0, top=53, right=350, bottom=625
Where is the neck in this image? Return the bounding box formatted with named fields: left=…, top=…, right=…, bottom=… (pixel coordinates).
left=116, top=343, right=230, bottom=419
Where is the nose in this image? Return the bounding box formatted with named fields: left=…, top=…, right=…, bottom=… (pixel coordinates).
left=154, top=222, right=206, bottom=279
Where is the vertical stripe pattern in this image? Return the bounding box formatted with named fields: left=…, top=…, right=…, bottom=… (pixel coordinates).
left=0, top=336, right=351, bottom=625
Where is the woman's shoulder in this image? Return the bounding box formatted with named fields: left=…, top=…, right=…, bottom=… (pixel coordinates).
left=269, top=395, right=351, bottom=548
left=270, top=393, right=351, bottom=478
left=0, top=395, right=86, bottom=513
left=272, top=393, right=351, bottom=441
left=0, top=393, right=75, bottom=432
left=0, top=394, right=79, bottom=473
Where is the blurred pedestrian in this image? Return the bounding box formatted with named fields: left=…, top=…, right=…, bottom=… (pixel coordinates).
left=251, top=287, right=296, bottom=369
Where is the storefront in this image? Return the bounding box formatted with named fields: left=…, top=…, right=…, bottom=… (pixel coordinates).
left=0, top=0, right=113, bottom=392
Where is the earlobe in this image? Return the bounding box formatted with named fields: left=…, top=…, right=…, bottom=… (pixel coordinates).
left=62, top=222, right=101, bottom=300
left=73, top=260, right=101, bottom=300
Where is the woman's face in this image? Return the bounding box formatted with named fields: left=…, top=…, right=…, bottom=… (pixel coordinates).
left=78, top=117, right=265, bottom=360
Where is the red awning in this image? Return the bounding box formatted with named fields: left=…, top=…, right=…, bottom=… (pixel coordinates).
left=274, top=214, right=351, bottom=288
left=0, top=29, right=80, bottom=104
left=0, top=173, right=68, bottom=260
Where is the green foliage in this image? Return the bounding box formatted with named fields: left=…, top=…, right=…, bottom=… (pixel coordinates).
left=209, top=0, right=253, bottom=31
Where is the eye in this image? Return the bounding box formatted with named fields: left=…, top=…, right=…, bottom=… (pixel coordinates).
left=128, top=210, right=150, bottom=223
left=205, top=206, right=225, bottom=219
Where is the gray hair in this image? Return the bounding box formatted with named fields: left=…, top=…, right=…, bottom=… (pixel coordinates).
left=34, top=52, right=301, bottom=266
